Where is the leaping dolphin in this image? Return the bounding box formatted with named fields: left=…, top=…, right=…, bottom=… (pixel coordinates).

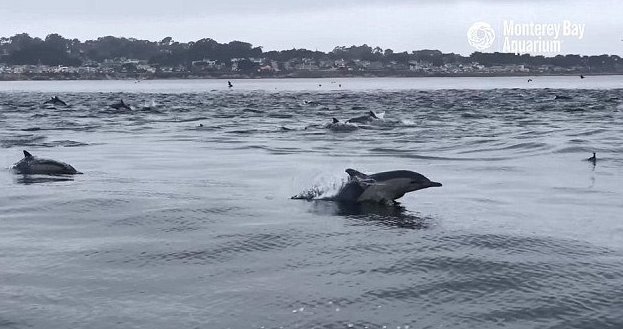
left=333, top=168, right=441, bottom=204
left=346, top=111, right=378, bottom=124
left=43, top=96, right=67, bottom=106
left=11, top=150, right=81, bottom=175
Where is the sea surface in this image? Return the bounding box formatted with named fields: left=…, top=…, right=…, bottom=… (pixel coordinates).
left=1, top=76, right=622, bottom=329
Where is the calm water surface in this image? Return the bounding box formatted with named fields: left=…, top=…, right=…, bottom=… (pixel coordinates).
left=1, top=77, right=622, bottom=329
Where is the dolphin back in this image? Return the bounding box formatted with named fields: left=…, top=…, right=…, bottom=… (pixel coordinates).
left=11, top=151, right=81, bottom=175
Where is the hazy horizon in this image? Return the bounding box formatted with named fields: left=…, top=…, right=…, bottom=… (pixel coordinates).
left=1, top=0, right=621, bottom=56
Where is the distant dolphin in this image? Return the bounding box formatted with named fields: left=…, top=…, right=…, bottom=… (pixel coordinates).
left=332, top=168, right=442, bottom=204
left=580, top=75, right=585, bottom=79
left=228, top=81, right=233, bottom=88
left=346, top=111, right=379, bottom=124
left=586, top=152, right=596, bottom=165
left=111, top=99, right=131, bottom=110
left=554, top=95, right=572, bottom=100
left=326, top=118, right=358, bottom=132
left=11, top=150, right=81, bottom=175
left=43, top=96, right=67, bottom=107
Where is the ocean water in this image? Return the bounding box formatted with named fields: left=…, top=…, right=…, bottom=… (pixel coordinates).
left=1, top=77, right=622, bottom=329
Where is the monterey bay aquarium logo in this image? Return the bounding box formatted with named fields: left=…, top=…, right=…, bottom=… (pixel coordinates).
left=467, top=20, right=585, bottom=55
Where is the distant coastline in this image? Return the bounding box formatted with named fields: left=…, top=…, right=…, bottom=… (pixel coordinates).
left=2, top=33, right=622, bottom=82
left=1, top=71, right=620, bottom=82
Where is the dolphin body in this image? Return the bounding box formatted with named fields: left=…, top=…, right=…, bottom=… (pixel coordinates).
left=11, top=151, right=81, bottom=175
left=333, top=168, right=441, bottom=204
left=346, top=111, right=378, bottom=124
left=43, top=96, right=67, bottom=107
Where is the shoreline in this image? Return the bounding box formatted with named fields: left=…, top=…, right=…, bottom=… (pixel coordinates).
left=1, top=72, right=620, bottom=82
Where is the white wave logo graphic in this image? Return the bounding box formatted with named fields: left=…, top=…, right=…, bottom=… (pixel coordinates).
left=467, top=22, right=495, bottom=50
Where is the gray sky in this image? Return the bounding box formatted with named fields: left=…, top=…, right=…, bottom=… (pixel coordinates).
left=1, top=0, right=621, bottom=55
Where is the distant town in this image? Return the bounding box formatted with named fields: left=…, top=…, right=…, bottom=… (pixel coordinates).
left=1, top=33, right=622, bottom=80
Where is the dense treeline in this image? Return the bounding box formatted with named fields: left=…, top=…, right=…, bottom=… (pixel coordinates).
left=0, top=33, right=620, bottom=72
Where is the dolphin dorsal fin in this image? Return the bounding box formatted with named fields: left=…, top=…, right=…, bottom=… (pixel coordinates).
left=369, top=111, right=377, bottom=118
left=346, top=168, right=376, bottom=186
left=23, top=150, right=33, bottom=158
left=332, top=118, right=339, bottom=124
left=346, top=168, right=369, bottom=179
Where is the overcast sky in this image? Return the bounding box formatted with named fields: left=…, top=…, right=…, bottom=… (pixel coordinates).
left=1, top=0, right=621, bottom=55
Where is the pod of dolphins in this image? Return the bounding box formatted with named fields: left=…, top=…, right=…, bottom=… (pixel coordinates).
left=42, top=96, right=133, bottom=110
left=9, top=94, right=598, bottom=205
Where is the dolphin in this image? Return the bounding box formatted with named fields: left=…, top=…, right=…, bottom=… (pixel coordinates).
left=11, top=150, right=81, bottom=175
left=228, top=81, right=233, bottom=88
left=346, top=111, right=379, bottom=124
left=333, top=168, right=441, bottom=204
left=111, top=99, right=132, bottom=110
left=326, top=118, right=358, bottom=132
left=43, top=96, right=67, bottom=107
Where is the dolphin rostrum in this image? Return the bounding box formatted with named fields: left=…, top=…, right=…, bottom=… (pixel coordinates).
left=11, top=150, right=81, bottom=175
left=334, top=168, right=441, bottom=204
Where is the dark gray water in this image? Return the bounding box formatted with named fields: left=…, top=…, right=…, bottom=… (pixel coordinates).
left=1, top=78, right=622, bottom=329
